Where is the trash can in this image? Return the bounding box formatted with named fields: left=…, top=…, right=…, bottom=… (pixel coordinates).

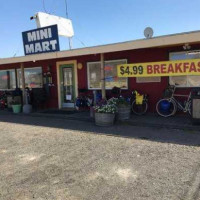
left=191, top=88, right=200, bottom=125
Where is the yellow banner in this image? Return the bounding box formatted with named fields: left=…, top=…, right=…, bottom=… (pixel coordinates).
left=117, top=59, right=200, bottom=77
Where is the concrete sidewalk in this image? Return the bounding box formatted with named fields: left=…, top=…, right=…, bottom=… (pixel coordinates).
left=1, top=109, right=199, bottom=131
left=122, top=113, right=199, bottom=131
left=32, top=110, right=200, bottom=131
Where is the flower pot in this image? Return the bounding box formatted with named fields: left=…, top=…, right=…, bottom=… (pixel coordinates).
left=117, top=106, right=131, bottom=120
left=12, top=104, right=22, bottom=113
left=95, top=112, right=115, bottom=126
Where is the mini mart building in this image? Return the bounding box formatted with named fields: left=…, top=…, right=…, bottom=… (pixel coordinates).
left=1, top=30, right=200, bottom=112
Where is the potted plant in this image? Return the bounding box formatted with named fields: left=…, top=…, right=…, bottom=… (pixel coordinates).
left=11, top=99, right=22, bottom=114
left=94, top=100, right=117, bottom=126
left=116, top=97, right=131, bottom=120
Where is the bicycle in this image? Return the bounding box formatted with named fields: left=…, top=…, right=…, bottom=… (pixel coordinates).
left=131, top=90, right=148, bottom=115
left=75, top=90, right=94, bottom=110
left=156, top=85, right=192, bottom=117
left=110, top=87, right=148, bottom=115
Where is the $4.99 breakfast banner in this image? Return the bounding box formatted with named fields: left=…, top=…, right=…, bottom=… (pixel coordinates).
left=117, top=59, right=200, bottom=77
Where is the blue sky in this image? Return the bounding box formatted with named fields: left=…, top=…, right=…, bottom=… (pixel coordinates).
left=1, top=0, right=200, bottom=58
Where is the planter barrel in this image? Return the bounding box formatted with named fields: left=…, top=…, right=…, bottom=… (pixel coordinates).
left=12, top=104, right=22, bottom=113
left=95, top=112, right=115, bottom=126
left=117, top=106, right=131, bottom=120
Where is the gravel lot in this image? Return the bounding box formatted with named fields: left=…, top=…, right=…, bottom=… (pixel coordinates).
left=0, top=114, right=200, bottom=200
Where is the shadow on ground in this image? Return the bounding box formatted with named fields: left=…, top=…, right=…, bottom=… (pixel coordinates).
left=0, top=111, right=200, bottom=147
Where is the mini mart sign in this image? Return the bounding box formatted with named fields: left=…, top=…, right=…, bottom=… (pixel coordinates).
left=117, top=59, right=200, bottom=77
left=22, top=25, right=60, bottom=55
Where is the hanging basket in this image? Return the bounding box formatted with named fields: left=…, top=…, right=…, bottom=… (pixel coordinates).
left=95, top=112, right=115, bottom=126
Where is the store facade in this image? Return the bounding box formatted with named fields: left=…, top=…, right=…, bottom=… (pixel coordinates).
left=1, top=30, right=200, bottom=112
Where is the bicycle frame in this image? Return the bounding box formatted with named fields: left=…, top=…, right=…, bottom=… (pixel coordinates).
left=169, top=86, right=191, bottom=113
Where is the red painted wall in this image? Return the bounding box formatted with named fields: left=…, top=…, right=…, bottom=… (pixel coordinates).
left=1, top=43, right=200, bottom=111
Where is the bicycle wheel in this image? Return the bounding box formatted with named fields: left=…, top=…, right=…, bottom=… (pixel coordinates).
left=156, top=98, right=177, bottom=117
left=132, top=100, right=148, bottom=115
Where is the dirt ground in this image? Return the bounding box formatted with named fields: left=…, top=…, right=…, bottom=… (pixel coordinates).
left=0, top=114, right=200, bottom=200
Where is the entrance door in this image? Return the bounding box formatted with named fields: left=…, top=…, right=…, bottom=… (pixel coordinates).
left=60, top=64, right=75, bottom=108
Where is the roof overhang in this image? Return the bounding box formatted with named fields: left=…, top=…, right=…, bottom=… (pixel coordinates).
left=1, top=30, right=200, bottom=65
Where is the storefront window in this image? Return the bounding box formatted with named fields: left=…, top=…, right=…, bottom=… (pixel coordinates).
left=169, top=51, right=200, bottom=87
left=87, top=59, right=128, bottom=89
left=17, top=67, right=43, bottom=88
left=0, top=69, right=16, bottom=90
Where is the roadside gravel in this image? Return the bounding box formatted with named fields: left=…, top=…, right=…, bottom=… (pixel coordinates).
left=0, top=114, right=199, bottom=200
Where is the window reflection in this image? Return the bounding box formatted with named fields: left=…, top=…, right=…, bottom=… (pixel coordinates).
left=0, top=70, right=16, bottom=90
left=170, top=51, right=200, bottom=87
left=17, top=67, right=43, bottom=88
left=87, top=60, right=128, bottom=89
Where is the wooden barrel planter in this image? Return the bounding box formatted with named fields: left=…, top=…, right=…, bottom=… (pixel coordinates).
left=95, top=112, right=115, bottom=126
left=117, top=106, right=131, bottom=120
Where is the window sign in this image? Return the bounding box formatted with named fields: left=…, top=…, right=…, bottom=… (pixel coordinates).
left=22, top=25, right=60, bottom=55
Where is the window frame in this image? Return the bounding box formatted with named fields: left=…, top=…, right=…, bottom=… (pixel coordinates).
left=0, top=69, right=17, bottom=91
left=169, top=51, right=200, bottom=88
left=87, top=59, right=128, bottom=90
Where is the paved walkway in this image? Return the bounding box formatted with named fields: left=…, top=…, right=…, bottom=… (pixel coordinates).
left=123, top=113, right=199, bottom=130
left=30, top=109, right=200, bottom=131
left=1, top=109, right=200, bottom=131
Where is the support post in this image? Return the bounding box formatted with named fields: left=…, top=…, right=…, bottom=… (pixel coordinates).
left=100, top=53, right=106, bottom=100
left=15, top=68, right=18, bottom=88
left=69, top=37, right=73, bottom=50
left=20, top=63, right=26, bottom=104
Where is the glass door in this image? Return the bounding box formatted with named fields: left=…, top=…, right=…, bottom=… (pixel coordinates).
left=60, top=64, right=75, bottom=108
left=63, top=67, right=74, bottom=103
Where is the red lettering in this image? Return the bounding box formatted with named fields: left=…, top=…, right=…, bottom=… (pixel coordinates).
left=189, top=62, right=197, bottom=73
left=198, top=62, right=200, bottom=72
left=161, top=64, right=166, bottom=73
left=153, top=64, right=160, bottom=74
left=183, top=62, right=189, bottom=73
left=147, top=65, right=153, bottom=74
left=175, top=63, right=183, bottom=73
left=168, top=64, right=174, bottom=73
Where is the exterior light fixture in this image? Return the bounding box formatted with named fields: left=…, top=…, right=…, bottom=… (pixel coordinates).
left=183, top=43, right=191, bottom=50
left=77, top=63, right=83, bottom=70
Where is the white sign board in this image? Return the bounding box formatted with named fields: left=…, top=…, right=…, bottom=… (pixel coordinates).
left=35, top=12, right=74, bottom=38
